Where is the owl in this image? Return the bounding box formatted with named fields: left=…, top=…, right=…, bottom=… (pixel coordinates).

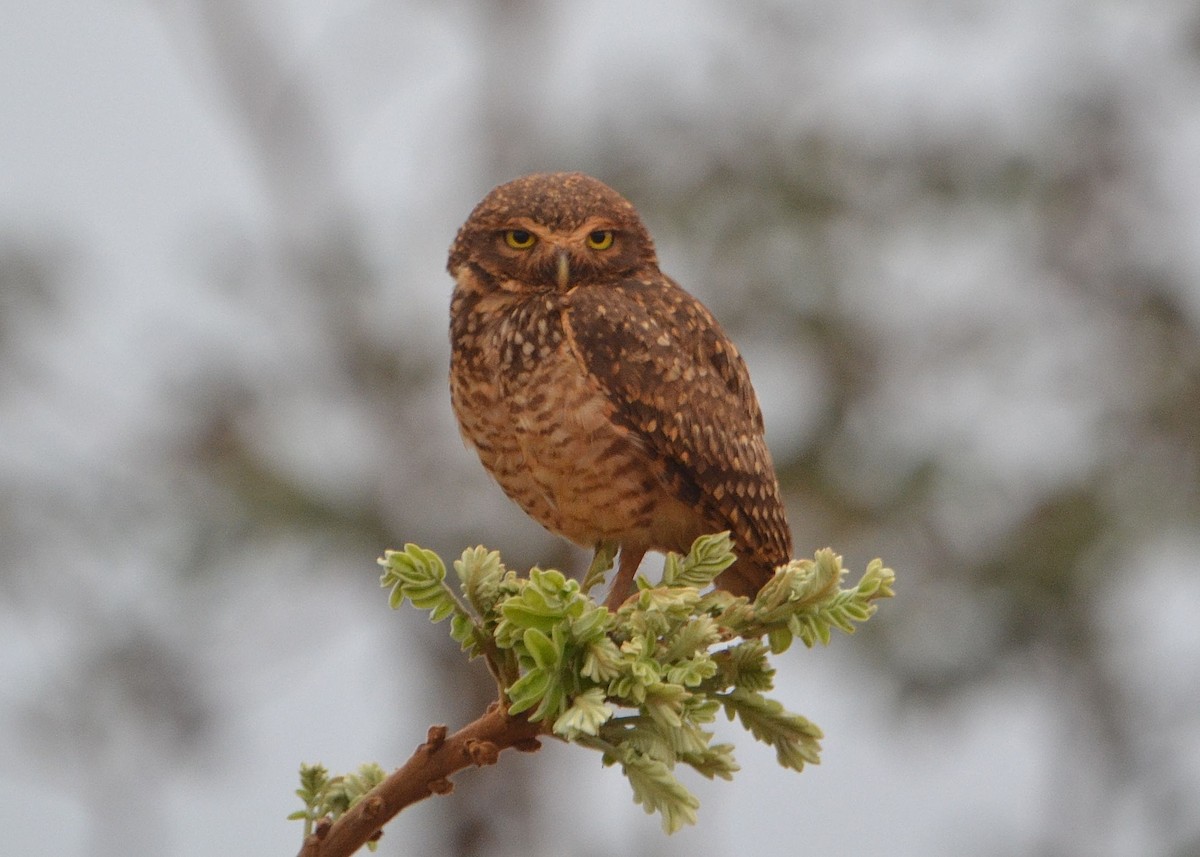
left=448, top=172, right=791, bottom=607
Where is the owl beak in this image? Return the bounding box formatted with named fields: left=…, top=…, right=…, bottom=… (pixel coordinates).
left=556, top=249, right=570, bottom=289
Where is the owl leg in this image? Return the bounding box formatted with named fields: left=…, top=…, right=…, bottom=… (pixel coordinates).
left=603, top=545, right=646, bottom=610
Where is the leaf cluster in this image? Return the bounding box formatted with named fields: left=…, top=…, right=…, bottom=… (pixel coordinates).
left=290, top=762, right=386, bottom=849
left=366, top=533, right=894, bottom=833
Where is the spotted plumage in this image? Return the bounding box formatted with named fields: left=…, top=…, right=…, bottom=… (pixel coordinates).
left=448, top=172, right=791, bottom=605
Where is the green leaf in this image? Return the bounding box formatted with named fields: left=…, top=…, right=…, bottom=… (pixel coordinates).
left=379, top=543, right=445, bottom=588
left=682, top=695, right=720, bottom=725
left=601, top=717, right=676, bottom=763
left=631, top=585, right=702, bottom=620
left=495, top=568, right=588, bottom=645
left=553, top=688, right=614, bottom=738
left=660, top=614, right=721, bottom=662
left=667, top=720, right=715, bottom=757
left=321, top=763, right=386, bottom=817
left=507, top=668, right=551, bottom=715
left=581, top=637, right=623, bottom=682
left=523, top=627, right=559, bottom=669
left=295, top=762, right=330, bottom=805
left=680, top=742, right=739, bottom=780
left=710, top=640, right=775, bottom=693
left=659, top=551, right=684, bottom=586
left=623, top=751, right=700, bottom=833
left=858, top=558, right=896, bottom=599
left=568, top=604, right=612, bottom=644
left=767, top=626, right=793, bottom=654
left=800, top=549, right=845, bottom=603
left=454, top=546, right=506, bottom=613
left=793, top=612, right=831, bottom=647
left=721, top=689, right=823, bottom=771
left=530, top=680, right=567, bottom=723
left=609, top=637, right=663, bottom=705
left=428, top=594, right=456, bottom=623
left=661, top=532, right=736, bottom=589
left=449, top=611, right=488, bottom=657
left=644, top=683, right=689, bottom=730
left=378, top=544, right=461, bottom=625
left=665, top=656, right=718, bottom=688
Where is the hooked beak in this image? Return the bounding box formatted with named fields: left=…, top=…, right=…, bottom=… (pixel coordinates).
left=556, top=249, right=570, bottom=289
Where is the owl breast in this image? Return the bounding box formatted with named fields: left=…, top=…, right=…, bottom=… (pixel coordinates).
left=449, top=282, right=702, bottom=552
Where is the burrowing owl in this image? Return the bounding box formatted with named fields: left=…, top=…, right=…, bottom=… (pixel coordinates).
left=448, top=172, right=791, bottom=606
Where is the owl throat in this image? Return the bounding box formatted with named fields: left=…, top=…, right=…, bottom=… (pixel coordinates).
left=451, top=273, right=567, bottom=389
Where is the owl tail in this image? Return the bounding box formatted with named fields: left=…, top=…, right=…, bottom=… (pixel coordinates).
left=714, top=554, right=777, bottom=599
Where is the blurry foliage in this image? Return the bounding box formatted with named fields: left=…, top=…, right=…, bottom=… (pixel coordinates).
left=0, top=238, right=65, bottom=354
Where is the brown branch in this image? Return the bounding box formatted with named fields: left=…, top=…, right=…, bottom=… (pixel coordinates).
left=296, top=702, right=548, bottom=857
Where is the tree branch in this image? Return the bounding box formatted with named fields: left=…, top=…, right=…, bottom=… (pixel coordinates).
left=297, top=540, right=893, bottom=843
left=296, top=702, right=547, bottom=857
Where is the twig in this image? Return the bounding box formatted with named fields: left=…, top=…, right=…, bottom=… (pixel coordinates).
left=296, top=702, right=547, bottom=857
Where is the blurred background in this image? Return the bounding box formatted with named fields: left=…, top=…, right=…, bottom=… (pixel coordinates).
left=3, top=1, right=1199, bottom=855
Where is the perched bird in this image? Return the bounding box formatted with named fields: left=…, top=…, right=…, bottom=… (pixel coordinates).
left=448, top=172, right=791, bottom=607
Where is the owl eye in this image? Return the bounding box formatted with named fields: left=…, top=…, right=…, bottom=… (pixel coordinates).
left=585, top=230, right=614, bottom=250
left=504, top=229, right=536, bottom=250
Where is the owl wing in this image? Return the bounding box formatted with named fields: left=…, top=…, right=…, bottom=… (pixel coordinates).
left=562, top=277, right=792, bottom=570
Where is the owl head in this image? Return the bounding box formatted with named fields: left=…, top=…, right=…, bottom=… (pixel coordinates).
left=448, top=172, right=658, bottom=292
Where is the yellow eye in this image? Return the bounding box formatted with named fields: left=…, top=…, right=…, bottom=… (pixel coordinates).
left=586, top=230, right=614, bottom=250
left=504, top=229, right=536, bottom=250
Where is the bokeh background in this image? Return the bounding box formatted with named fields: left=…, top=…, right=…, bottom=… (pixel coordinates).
left=3, top=1, right=1200, bottom=855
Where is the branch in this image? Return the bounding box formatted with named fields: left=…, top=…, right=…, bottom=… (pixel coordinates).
left=294, top=537, right=894, bottom=846
left=296, top=702, right=546, bottom=857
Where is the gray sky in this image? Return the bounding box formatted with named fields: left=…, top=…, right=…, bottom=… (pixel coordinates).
left=3, top=2, right=1199, bottom=856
